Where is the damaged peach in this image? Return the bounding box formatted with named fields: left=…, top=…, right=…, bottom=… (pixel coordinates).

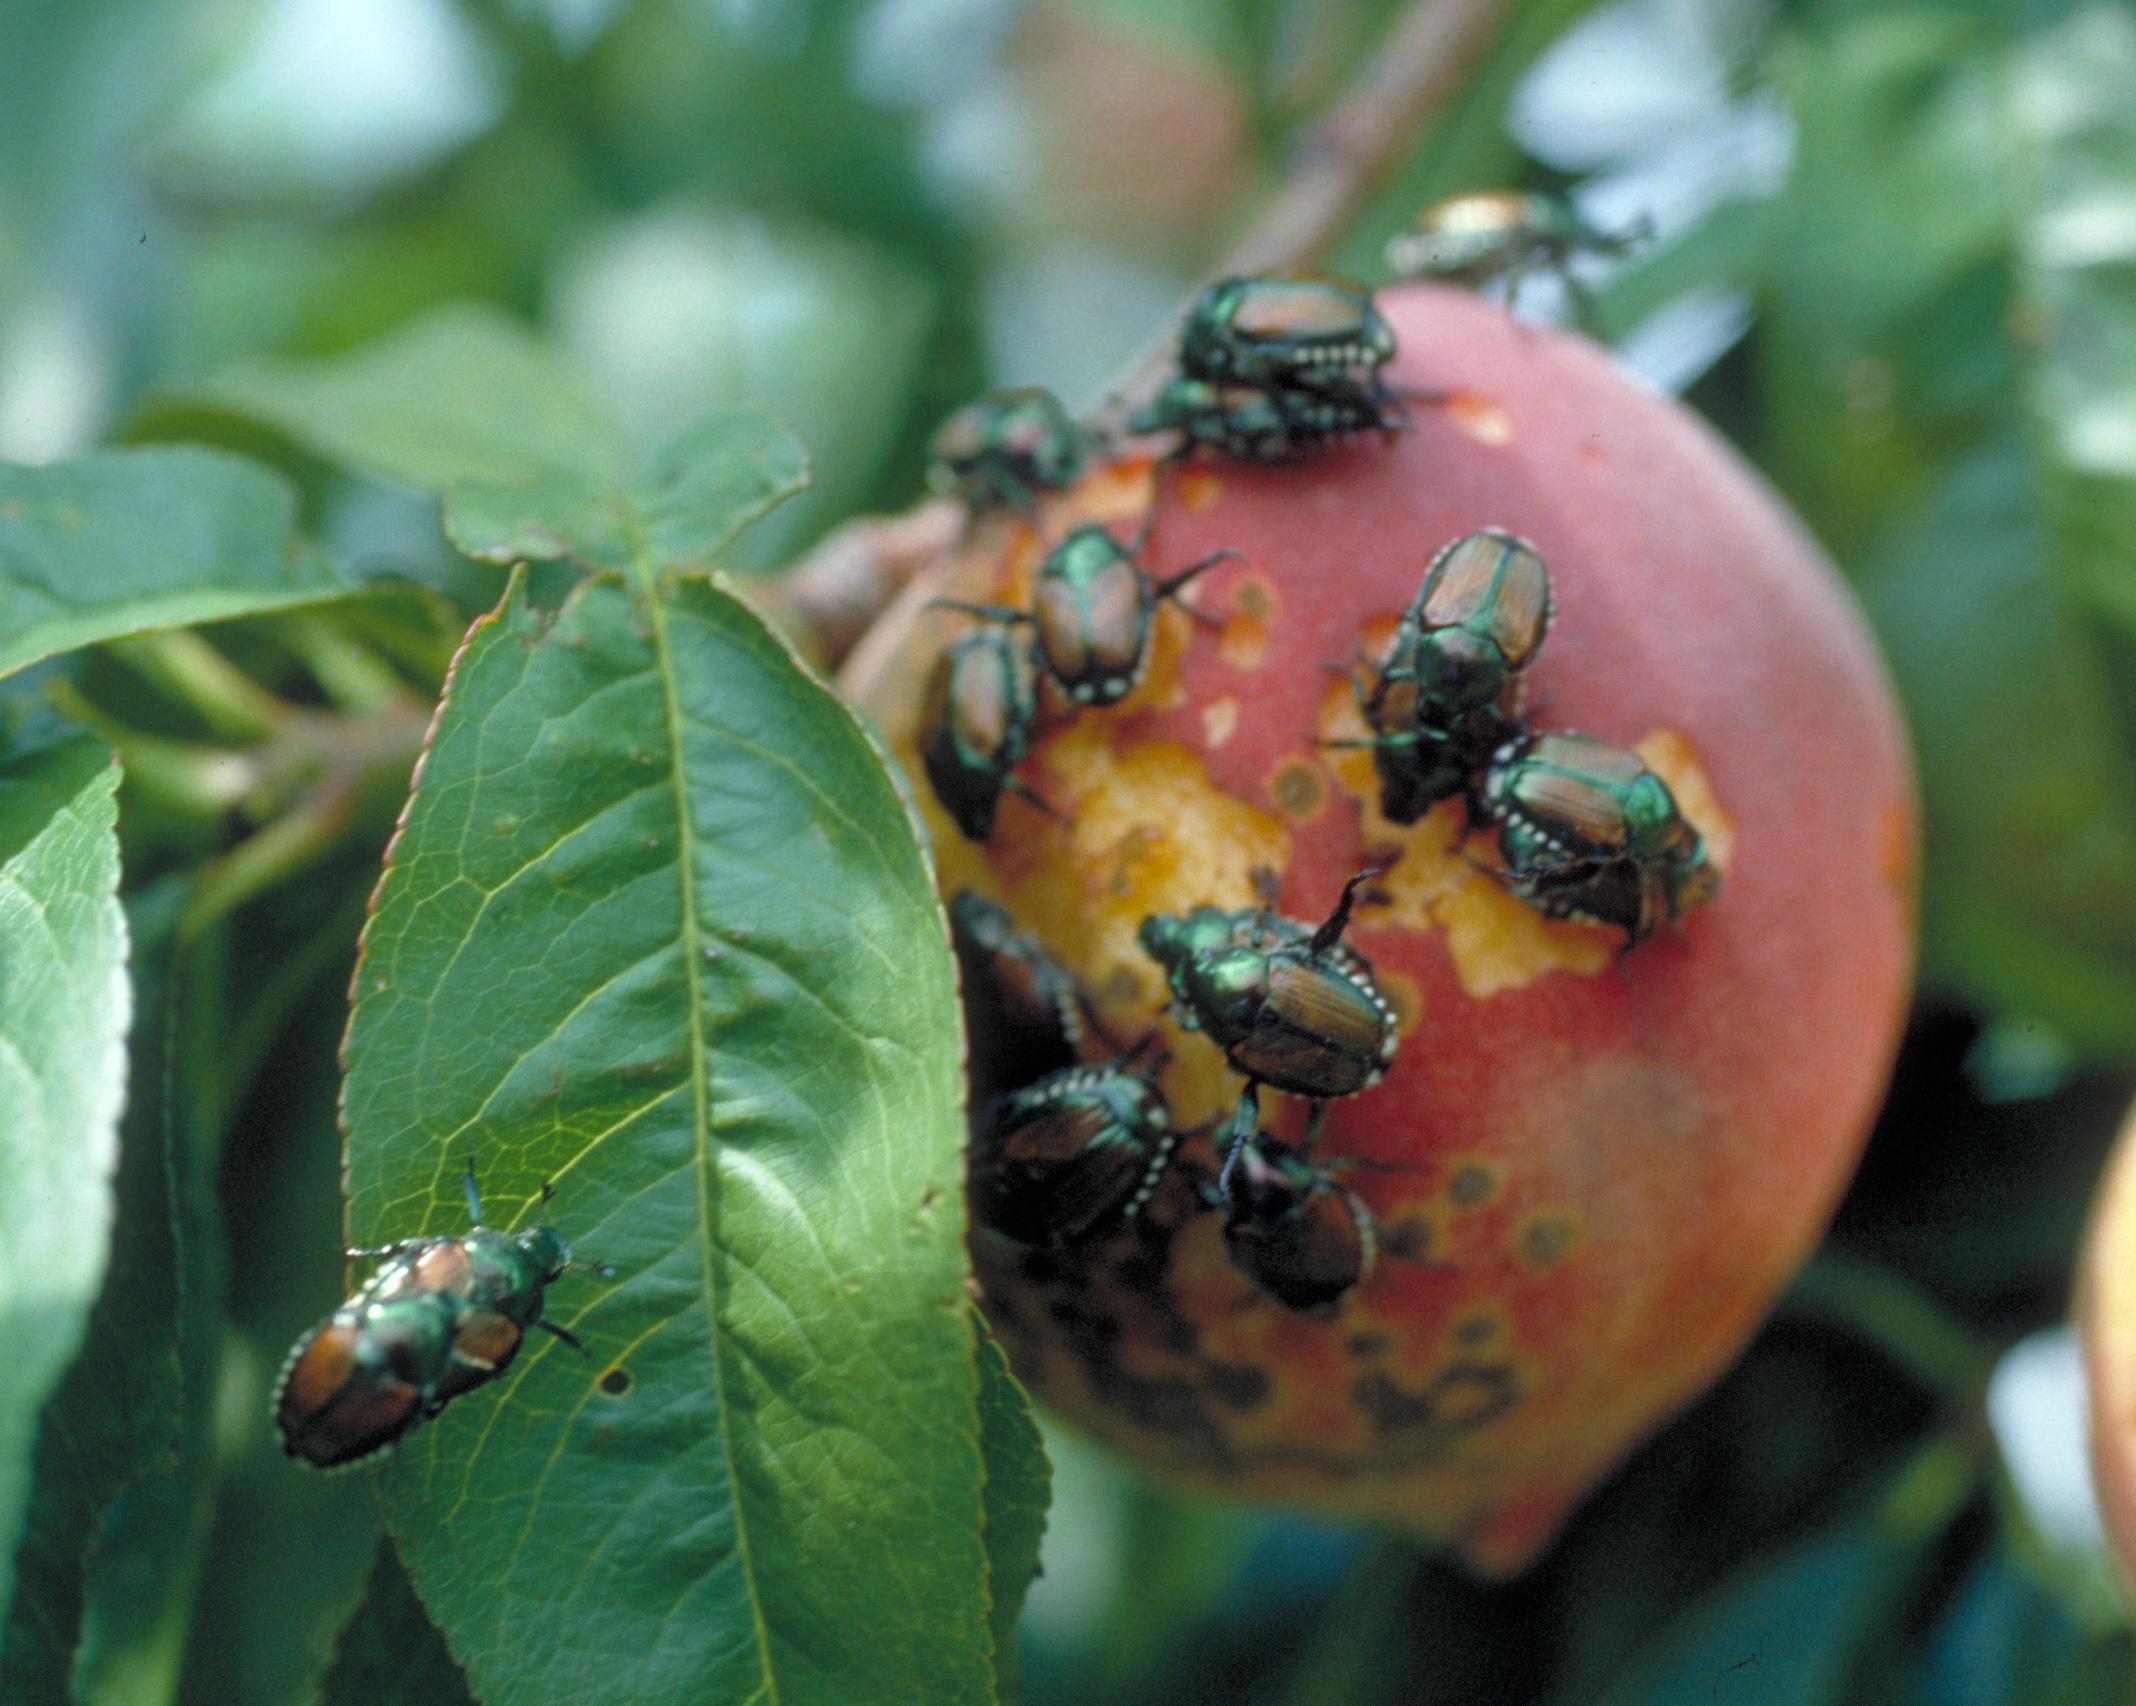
left=844, top=283, right=1915, bottom=1574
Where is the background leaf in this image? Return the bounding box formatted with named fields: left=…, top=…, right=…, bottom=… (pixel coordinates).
left=340, top=570, right=986, bottom=1706
left=0, top=448, right=348, bottom=679
left=445, top=407, right=811, bottom=577
left=179, top=304, right=616, bottom=491
left=318, top=1543, right=476, bottom=1706
left=0, top=731, right=128, bottom=1652
left=977, top=1313, right=1051, bottom=1699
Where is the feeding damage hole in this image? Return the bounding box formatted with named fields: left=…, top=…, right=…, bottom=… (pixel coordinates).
left=598, top=1367, right=632, bottom=1397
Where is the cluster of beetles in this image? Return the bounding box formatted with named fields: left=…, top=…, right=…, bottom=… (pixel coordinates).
left=271, top=190, right=1689, bottom=1467
left=928, top=191, right=1718, bottom=1318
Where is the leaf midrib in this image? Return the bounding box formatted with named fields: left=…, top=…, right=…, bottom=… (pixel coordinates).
left=643, top=581, right=783, bottom=1706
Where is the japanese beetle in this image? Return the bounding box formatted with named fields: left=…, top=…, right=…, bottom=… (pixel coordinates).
left=919, top=621, right=1048, bottom=841
left=1138, top=871, right=1397, bottom=1099
left=273, top=1169, right=609, bottom=1470
left=1208, top=1088, right=1375, bottom=1313
left=1328, top=529, right=1554, bottom=823
left=950, top=889, right=1092, bottom=1095
left=927, top=387, right=1085, bottom=514
left=937, top=523, right=1239, bottom=706
left=974, top=1057, right=1179, bottom=1246
left=1480, top=730, right=1721, bottom=946
left=1178, top=272, right=1397, bottom=398
left=1386, top=192, right=1650, bottom=311
left=1130, top=377, right=1399, bottom=463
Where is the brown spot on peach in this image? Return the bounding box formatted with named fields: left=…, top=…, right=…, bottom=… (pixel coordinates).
left=1517, top=1212, right=1580, bottom=1270
left=1446, top=1161, right=1499, bottom=1209
left=1270, top=759, right=1323, bottom=820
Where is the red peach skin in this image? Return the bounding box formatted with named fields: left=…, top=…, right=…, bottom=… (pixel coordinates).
left=845, top=285, right=1917, bottom=1573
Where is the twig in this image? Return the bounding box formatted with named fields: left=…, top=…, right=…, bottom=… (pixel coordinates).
left=774, top=0, right=1518, bottom=666
left=1090, top=0, right=1518, bottom=437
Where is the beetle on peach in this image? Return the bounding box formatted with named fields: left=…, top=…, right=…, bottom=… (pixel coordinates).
left=844, top=283, right=1915, bottom=1574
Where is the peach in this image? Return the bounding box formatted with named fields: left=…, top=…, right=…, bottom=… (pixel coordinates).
left=2081, top=1095, right=2136, bottom=1589
left=844, top=285, right=1916, bottom=1573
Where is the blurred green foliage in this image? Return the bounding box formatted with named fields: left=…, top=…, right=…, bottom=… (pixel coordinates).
left=3, top=0, right=2136, bottom=1702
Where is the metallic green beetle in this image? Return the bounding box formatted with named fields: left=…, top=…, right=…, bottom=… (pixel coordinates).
left=1386, top=191, right=1650, bottom=311
left=1207, top=1088, right=1376, bottom=1313
left=919, top=622, right=1048, bottom=841
left=949, top=890, right=1088, bottom=1061
left=1480, top=730, right=1720, bottom=946
left=974, top=1057, right=1179, bottom=1247
left=1178, top=272, right=1398, bottom=398
left=1130, top=376, right=1399, bottom=462
left=928, top=387, right=1085, bottom=514
left=273, top=1169, right=610, bottom=1470
left=1329, top=529, right=1555, bottom=823
left=935, top=522, right=1240, bottom=706
left=1138, top=871, right=1397, bottom=1099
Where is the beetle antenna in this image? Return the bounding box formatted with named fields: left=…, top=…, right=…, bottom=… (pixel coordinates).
left=541, top=1178, right=557, bottom=1205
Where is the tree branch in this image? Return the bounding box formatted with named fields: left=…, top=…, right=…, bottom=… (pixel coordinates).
left=773, top=0, right=1519, bottom=666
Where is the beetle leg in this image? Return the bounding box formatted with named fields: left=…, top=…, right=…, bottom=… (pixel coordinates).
left=462, top=1157, right=483, bottom=1227
left=1002, top=774, right=1067, bottom=824
left=536, top=1318, right=589, bottom=1355
left=1294, top=1100, right=1329, bottom=1158
left=1213, top=1085, right=1262, bottom=1198
left=1309, top=869, right=1384, bottom=955
left=1152, top=547, right=1242, bottom=615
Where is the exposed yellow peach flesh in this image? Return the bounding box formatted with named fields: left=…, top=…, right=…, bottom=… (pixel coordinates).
left=845, top=284, right=1916, bottom=1573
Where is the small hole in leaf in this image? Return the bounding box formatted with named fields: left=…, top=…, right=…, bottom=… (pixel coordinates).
left=598, top=1367, right=632, bottom=1397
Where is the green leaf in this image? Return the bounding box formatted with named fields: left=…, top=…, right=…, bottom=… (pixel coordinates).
left=173, top=964, right=382, bottom=1706
left=445, top=408, right=811, bottom=578
left=184, top=303, right=616, bottom=491
left=0, top=732, right=129, bottom=1654
left=0, top=447, right=349, bottom=680
left=1916, top=1547, right=2136, bottom=1706
left=2011, top=3, right=2136, bottom=637
left=1858, top=440, right=2136, bottom=1055
left=319, top=1544, right=476, bottom=1706
left=1576, top=1440, right=1976, bottom=1706
left=976, top=1314, right=1050, bottom=1699
left=340, top=571, right=988, bottom=1706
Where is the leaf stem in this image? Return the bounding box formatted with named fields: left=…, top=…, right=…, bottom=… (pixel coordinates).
left=109, top=631, right=294, bottom=743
